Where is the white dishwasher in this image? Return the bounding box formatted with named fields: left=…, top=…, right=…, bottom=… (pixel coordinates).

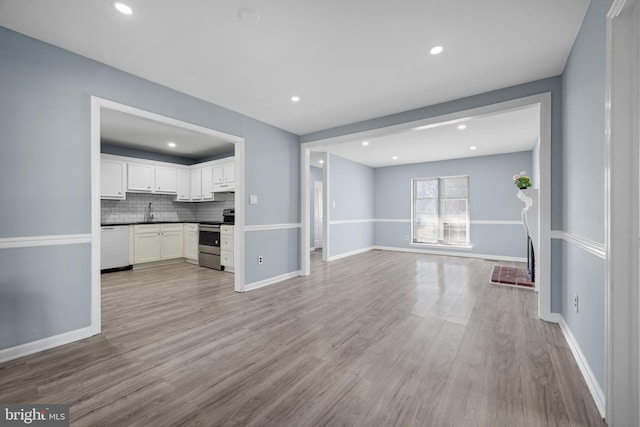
left=101, top=225, right=131, bottom=272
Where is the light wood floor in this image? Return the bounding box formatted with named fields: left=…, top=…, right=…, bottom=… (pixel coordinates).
left=0, top=250, right=605, bottom=426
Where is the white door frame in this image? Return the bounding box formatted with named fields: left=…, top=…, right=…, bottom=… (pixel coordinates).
left=300, top=93, right=553, bottom=321
left=605, top=0, right=640, bottom=424
left=90, top=96, right=247, bottom=333
left=313, top=180, right=324, bottom=249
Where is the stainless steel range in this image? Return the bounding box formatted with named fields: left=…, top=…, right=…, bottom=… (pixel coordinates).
left=198, top=209, right=235, bottom=270
left=198, top=224, right=222, bottom=270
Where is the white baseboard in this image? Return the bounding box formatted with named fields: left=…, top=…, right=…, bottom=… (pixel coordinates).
left=0, top=326, right=96, bottom=364
left=558, top=317, right=605, bottom=418
left=328, top=246, right=374, bottom=261
left=372, top=245, right=527, bottom=263
left=542, top=312, right=562, bottom=323
left=244, top=270, right=301, bottom=292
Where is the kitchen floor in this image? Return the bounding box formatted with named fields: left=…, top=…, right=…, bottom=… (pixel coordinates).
left=0, top=251, right=604, bottom=426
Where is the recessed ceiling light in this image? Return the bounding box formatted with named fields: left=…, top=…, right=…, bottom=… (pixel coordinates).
left=362, top=141, right=369, bottom=146
left=392, top=156, right=398, bottom=160
left=238, top=8, right=261, bottom=25
left=168, top=142, right=176, bottom=148
left=318, top=159, right=324, bottom=164
left=470, top=146, right=477, bottom=150
left=430, top=46, right=444, bottom=55
left=113, top=2, right=133, bottom=15
left=291, top=96, right=300, bottom=103
left=457, top=124, right=467, bottom=130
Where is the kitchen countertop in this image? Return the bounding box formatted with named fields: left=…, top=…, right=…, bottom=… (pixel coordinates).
left=101, top=221, right=232, bottom=226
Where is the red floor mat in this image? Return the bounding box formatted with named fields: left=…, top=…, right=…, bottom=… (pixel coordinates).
left=491, top=266, right=534, bottom=288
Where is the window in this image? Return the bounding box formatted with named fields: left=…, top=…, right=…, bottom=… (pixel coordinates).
left=412, top=175, right=469, bottom=246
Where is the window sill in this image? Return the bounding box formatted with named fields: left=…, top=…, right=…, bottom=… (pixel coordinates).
left=410, top=242, right=473, bottom=250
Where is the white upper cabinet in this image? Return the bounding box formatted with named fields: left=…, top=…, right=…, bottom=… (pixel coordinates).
left=212, top=165, right=224, bottom=185
left=127, top=163, right=154, bottom=192
left=213, top=160, right=235, bottom=192
left=154, top=166, right=177, bottom=194
left=129, top=163, right=177, bottom=194
left=223, top=163, right=234, bottom=184
left=176, top=168, right=190, bottom=201
left=201, top=167, right=214, bottom=200
left=101, top=155, right=235, bottom=201
left=101, top=159, right=126, bottom=199
left=190, top=168, right=202, bottom=200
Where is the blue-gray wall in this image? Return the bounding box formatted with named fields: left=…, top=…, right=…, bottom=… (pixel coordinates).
left=0, top=245, right=91, bottom=349
left=328, top=154, right=374, bottom=257
left=0, top=26, right=299, bottom=350
left=558, top=0, right=609, bottom=390
left=244, top=118, right=300, bottom=284
left=309, top=166, right=323, bottom=247
left=374, top=151, right=531, bottom=258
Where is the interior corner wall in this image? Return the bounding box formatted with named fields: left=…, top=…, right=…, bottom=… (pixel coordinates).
left=328, top=154, right=374, bottom=258
left=0, top=26, right=299, bottom=351
left=244, top=118, right=301, bottom=285
left=558, top=0, right=609, bottom=391
left=374, top=151, right=531, bottom=259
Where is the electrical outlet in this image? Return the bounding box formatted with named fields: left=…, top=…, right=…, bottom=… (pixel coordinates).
left=258, top=255, right=264, bottom=264
left=573, top=294, right=579, bottom=313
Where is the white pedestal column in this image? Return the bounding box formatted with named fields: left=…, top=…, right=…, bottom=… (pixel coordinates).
left=517, top=188, right=539, bottom=286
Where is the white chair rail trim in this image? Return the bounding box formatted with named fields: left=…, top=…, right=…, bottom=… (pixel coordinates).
left=0, top=234, right=92, bottom=250
left=244, top=223, right=301, bottom=232
left=550, top=230, right=606, bottom=260
left=329, top=219, right=523, bottom=225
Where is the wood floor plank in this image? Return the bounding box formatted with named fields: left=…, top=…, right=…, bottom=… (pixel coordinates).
left=0, top=251, right=605, bottom=426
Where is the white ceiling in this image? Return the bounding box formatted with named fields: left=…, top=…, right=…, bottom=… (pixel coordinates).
left=312, top=104, right=540, bottom=168
left=0, top=0, right=589, bottom=135
left=101, top=108, right=235, bottom=159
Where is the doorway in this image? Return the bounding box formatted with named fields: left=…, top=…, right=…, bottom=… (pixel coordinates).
left=313, top=181, right=324, bottom=250
left=90, top=96, right=246, bottom=334
left=300, top=93, right=552, bottom=321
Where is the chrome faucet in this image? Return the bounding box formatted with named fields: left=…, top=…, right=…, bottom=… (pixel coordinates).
left=146, top=202, right=154, bottom=222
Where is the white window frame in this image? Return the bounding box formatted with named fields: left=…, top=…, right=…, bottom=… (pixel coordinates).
left=411, top=175, right=471, bottom=249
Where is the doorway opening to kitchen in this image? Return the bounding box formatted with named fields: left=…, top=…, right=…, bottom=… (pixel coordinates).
left=90, top=97, right=246, bottom=334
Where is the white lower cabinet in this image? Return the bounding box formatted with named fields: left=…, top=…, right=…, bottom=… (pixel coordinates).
left=221, top=225, right=234, bottom=272
left=221, top=250, right=234, bottom=269
left=160, top=224, right=184, bottom=259
left=133, top=224, right=184, bottom=264
left=183, top=223, right=199, bottom=262
left=133, top=225, right=162, bottom=264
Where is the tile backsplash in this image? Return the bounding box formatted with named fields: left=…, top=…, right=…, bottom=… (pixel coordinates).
left=101, top=192, right=234, bottom=224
